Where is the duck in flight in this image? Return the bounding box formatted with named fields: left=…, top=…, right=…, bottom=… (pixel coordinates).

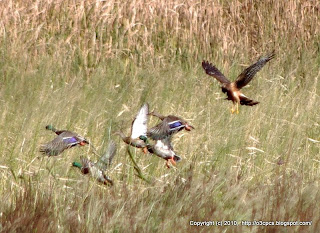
left=72, top=140, right=117, bottom=186
left=202, top=51, right=275, bottom=114
left=115, top=103, right=149, bottom=153
left=147, top=111, right=194, bottom=140
left=40, top=125, right=89, bottom=156
left=139, top=135, right=181, bottom=168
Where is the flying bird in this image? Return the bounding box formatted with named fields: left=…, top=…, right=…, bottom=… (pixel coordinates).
left=40, top=125, right=89, bottom=156
left=115, top=103, right=149, bottom=153
left=72, top=140, right=117, bottom=185
left=140, top=135, right=181, bottom=168
left=202, top=51, right=275, bottom=114
left=147, top=111, right=194, bottom=140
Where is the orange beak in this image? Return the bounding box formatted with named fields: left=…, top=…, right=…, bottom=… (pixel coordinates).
left=79, top=141, right=87, bottom=146
left=185, top=124, right=194, bottom=131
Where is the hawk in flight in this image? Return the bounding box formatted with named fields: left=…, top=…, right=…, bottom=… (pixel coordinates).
left=202, top=51, right=275, bottom=113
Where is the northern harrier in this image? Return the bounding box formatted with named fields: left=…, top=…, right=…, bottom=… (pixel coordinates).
left=115, top=103, right=149, bottom=153
left=202, top=51, right=275, bottom=114
left=40, top=125, right=89, bottom=156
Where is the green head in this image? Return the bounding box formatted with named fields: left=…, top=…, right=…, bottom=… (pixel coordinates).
left=139, top=135, right=148, bottom=143
left=45, top=125, right=56, bottom=131
left=72, top=162, right=82, bottom=169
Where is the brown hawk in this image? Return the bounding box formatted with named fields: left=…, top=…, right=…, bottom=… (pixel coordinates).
left=202, top=51, right=275, bottom=113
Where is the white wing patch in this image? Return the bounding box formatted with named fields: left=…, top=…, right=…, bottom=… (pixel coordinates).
left=131, top=103, right=149, bottom=139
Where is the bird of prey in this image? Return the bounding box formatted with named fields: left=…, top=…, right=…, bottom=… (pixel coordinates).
left=202, top=51, right=275, bottom=114
left=72, top=140, right=117, bottom=185
left=40, top=125, right=89, bottom=156
left=139, top=135, right=181, bottom=168
left=147, top=111, right=194, bottom=140
left=115, top=103, right=149, bottom=153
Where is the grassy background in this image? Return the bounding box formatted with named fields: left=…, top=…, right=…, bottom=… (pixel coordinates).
left=0, top=0, right=319, bottom=232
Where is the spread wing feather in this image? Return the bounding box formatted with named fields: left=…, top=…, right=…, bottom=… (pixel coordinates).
left=40, top=136, right=71, bottom=156
left=131, top=103, right=149, bottom=139
left=96, top=140, right=117, bottom=171
left=202, top=61, right=231, bottom=84
left=235, top=51, right=275, bottom=89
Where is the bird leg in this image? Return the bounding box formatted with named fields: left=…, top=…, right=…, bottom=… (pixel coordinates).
left=230, top=103, right=239, bottom=114
left=143, top=147, right=148, bottom=154
left=231, top=104, right=235, bottom=114
left=166, top=157, right=176, bottom=168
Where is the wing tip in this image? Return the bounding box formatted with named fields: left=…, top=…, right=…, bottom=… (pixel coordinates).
left=201, top=60, right=211, bottom=70
left=264, top=50, right=276, bottom=61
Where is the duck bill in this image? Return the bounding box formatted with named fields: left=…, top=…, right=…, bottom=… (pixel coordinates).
left=80, top=140, right=89, bottom=146
left=185, top=124, right=194, bottom=131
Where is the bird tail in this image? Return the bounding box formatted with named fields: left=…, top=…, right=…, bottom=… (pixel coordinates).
left=239, top=95, right=259, bottom=106
left=173, top=155, right=182, bottom=162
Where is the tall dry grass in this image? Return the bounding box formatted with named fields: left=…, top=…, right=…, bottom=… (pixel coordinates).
left=0, top=0, right=319, bottom=232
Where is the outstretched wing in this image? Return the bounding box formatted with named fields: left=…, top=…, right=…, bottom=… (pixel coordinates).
left=147, top=122, right=169, bottom=140
left=148, top=119, right=184, bottom=140
left=148, top=116, right=186, bottom=140
left=39, top=136, right=78, bottom=156
left=235, top=51, right=275, bottom=89
left=202, top=61, right=231, bottom=84
left=80, top=156, right=92, bottom=174
left=131, top=103, right=149, bottom=139
left=96, top=140, right=117, bottom=171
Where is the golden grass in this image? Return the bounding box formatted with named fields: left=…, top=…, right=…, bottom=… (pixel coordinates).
left=0, top=0, right=319, bottom=232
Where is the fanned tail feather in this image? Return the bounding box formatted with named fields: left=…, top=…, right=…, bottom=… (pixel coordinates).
left=174, top=155, right=182, bottom=162
left=240, top=95, right=259, bottom=106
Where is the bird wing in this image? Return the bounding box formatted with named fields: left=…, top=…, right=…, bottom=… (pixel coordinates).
left=39, top=136, right=69, bottom=156
left=235, top=51, right=275, bottom=89
left=96, top=140, right=117, bottom=171
left=147, top=117, right=185, bottom=140
left=40, top=135, right=81, bottom=156
left=202, top=61, right=231, bottom=84
left=61, top=131, right=88, bottom=144
left=80, top=156, right=92, bottom=174
left=147, top=121, right=171, bottom=140
left=130, top=103, right=149, bottom=139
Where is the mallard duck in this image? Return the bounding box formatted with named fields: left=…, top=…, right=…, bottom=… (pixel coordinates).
left=115, top=103, right=149, bottom=153
left=140, top=135, right=181, bottom=168
left=72, top=140, right=116, bottom=185
left=147, top=111, right=194, bottom=140
left=202, top=51, right=275, bottom=114
left=40, top=125, right=89, bottom=156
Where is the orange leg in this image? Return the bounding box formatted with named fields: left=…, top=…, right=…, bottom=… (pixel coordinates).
left=170, top=158, right=176, bottom=166
left=166, top=158, right=176, bottom=168
left=230, top=104, right=235, bottom=114
left=230, top=102, right=239, bottom=114
left=143, top=147, right=148, bottom=154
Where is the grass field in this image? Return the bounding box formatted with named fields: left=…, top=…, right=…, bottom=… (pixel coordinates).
left=0, top=0, right=319, bottom=232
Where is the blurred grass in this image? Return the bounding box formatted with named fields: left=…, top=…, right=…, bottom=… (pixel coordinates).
left=0, top=0, right=320, bottom=232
